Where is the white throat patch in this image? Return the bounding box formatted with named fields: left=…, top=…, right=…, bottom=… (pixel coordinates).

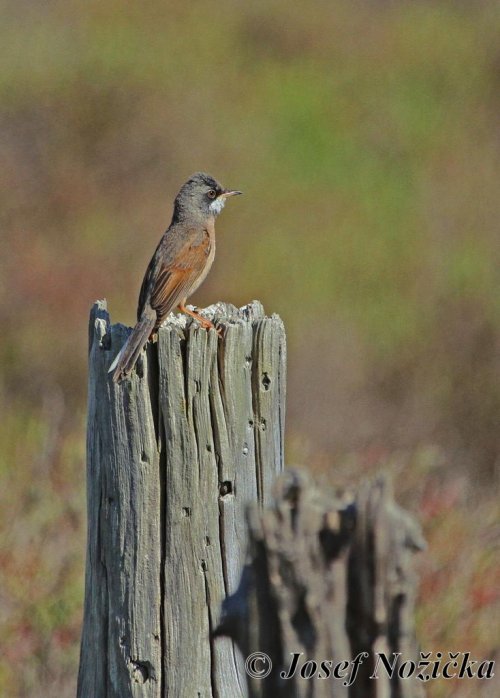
left=209, top=196, right=226, bottom=215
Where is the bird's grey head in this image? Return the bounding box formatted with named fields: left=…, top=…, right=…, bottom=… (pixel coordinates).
left=173, top=172, right=242, bottom=222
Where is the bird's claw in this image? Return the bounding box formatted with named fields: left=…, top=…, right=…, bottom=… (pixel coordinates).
left=197, top=318, right=224, bottom=338
left=195, top=317, right=214, bottom=331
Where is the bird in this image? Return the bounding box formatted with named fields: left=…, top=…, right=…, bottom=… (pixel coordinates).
left=109, top=172, right=242, bottom=382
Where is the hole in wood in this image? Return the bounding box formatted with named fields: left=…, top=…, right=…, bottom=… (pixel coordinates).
left=100, top=331, right=111, bottom=350
left=219, top=481, right=233, bottom=497
left=291, top=592, right=316, bottom=650
left=182, top=507, right=191, bottom=517
left=261, top=372, right=271, bottom=390
left=129, top=658, right=153, bottom=684
left=136, top=357, right=144, bottom=379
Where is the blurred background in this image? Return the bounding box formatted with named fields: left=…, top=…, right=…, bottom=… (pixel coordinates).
left=1, top=1, right=499, bottom=696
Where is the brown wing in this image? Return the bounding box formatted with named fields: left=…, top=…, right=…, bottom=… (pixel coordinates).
left=137, top=226, right=211, bottom=325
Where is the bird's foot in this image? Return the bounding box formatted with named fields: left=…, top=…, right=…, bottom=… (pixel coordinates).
left=196, top=315, right=215, bottom=331
left=180, top=305, right=222, bottom=335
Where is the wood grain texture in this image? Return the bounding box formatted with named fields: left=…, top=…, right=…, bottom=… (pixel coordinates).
left=78, top=300, right=286, bottom=697
left=216, top=470, right=425, bottom=698
left=347, top=476, right=426, bottom=698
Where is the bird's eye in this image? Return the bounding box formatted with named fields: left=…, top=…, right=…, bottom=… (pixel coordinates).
left=207, top=189, right=217, bottom=199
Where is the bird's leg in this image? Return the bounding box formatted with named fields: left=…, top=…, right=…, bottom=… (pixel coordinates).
left=179, top=302, right=218, bottom=332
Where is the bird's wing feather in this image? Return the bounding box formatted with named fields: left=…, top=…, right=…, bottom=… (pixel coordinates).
left=139, top=226, right=211, bottom=324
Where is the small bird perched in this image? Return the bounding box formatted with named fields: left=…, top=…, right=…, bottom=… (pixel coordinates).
left=110, top=172, right=242, bottom=382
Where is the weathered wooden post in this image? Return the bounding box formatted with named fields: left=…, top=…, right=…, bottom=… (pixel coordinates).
left=216, top=470, right=425, bottom=698
left=78, top=300, right=286, bottom=697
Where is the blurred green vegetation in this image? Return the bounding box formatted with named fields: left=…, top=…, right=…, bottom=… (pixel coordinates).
left=0, top=1, right=499, bottom=695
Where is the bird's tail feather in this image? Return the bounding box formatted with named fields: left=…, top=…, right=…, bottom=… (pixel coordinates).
left=109, top=314, right=156, bottom=383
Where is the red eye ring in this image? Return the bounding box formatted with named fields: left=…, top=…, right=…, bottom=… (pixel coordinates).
left=207, top=189, right=217, bottom=199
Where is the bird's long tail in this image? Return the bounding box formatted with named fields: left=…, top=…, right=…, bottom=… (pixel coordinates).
left=109, top=312, right=156, bottom=383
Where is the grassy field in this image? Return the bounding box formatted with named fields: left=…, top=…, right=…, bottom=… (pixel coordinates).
left=1, top=1, right=499, bottom=695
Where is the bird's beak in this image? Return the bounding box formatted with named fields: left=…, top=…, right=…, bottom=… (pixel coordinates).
left=221, top=189, right=243, bottom=198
